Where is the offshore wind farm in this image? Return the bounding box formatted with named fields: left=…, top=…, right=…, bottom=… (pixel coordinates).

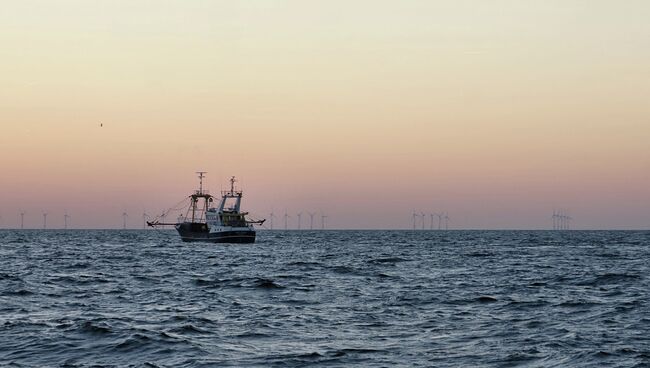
left=1, top=1, right=649, bottom=367
left=0, top=206, right=585, bottom=231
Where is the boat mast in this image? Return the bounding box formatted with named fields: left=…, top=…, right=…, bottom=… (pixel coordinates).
left=198, top=171, right=206, bottom=195
left=192, top=171, right=207, bottom=222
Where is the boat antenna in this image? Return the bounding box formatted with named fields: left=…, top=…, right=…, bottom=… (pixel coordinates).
left=196, top=171, right=207, bottom=194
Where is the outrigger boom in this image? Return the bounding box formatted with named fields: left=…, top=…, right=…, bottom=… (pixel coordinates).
left=146, top=221, right=177, bottom=227
left=148, top=173, right=264, bottom=243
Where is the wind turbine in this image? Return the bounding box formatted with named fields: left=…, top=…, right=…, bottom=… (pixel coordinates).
left=122, top=211, right=128, bottom=229
left=64, top=211, right=70, bottom=230
left=436, top=213, right=443, bottom=230
left=556, top=210, right=565, bottom=230
left=284, top=210, right=291, bottom=230
left=421, top=212, right=426, bottom=230
left=20, top=212, right=25, bottom=229
left=269, top=210, right=275, bottom=230
left=308, top=212, right=316, bottom=230
left=430, top=214, right=435, bottom=230
left=444, top=212, right=450, bottom=230
left=142, top=210, right=149, bottom=229
left=321, top=213, right=327, bottom=230
left=551, top=210, right=557, bottom=230
left=562, top=212, right=571, bottom=230
left=296, top=212, right=302, bottom=230
left=42, top=212, right=48, bottom=230
left=412, top=211, right=418, bottom=230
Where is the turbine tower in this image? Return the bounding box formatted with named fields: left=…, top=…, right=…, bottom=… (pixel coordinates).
left=20, top=212, right=25, bottom=229
left=296, top=212, right=302, bottom=230
left=551, top=210, right=557, bottom=230
left=321, top=213, right=327, bottom=230
left=269, top=210, right=275, bottom=230
left=142, top=211, right=149, bottom=229
left=444, top=212, right=450, bottom=230
left=561, top=212, right=571, bottom=230
left=42, top=212, right=47, bottom=230
left=554, top=210, right=569, bottom=231
left=122, top=211, right=128, bottom=229
left=283, top=211, right=289, bottom=230
left=64, top=211, right=70, bottom=230
left=436, top=213, right=443, bottom=230
left=412, top=211, right=418, bottom=230
left=308, top=212, right=316, bottom=230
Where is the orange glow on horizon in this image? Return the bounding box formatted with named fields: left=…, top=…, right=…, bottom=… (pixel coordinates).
left=1, top=1, right=649, bottom=229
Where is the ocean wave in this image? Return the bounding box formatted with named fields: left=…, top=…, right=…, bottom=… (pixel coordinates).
left=367, top=257, right=408, bottom=264
left=577, top=273, right=642, bottom=286
left=167, top=324, right=210, bottom=335
left=77, top=320, right=113, bottom=335
left=1, top=229, right=648, bottom=367
left=2, top=288, right=34, bottom=296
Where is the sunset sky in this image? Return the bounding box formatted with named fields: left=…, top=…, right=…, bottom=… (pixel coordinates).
left=1, top=1, right=649, bottom=229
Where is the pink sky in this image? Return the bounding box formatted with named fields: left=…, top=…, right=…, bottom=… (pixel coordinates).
left=1, top=1, right=649, bottom=229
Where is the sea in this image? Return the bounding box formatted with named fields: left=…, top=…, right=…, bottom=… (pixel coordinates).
left=1, top=229, right=649, bottom=367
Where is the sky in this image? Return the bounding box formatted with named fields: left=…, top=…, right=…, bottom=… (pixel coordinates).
left=1, top=0, right=649, bottom=229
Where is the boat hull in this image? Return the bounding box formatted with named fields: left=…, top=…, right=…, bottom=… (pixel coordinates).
left=175, top=223, right=256, bottom=243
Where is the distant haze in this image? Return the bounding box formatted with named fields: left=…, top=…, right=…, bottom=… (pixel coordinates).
left=1, top=1, right=649, bottom=229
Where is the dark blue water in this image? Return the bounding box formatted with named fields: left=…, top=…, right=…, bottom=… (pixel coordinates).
left=1, top=230, right=649, bottom=367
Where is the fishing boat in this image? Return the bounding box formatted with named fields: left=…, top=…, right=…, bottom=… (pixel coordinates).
left=148, top=172, right=264, bottom=243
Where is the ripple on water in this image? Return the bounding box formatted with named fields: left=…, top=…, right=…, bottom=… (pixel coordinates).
left=0, top=229, right=648, bottom=367
left=77, top=320, right=113, bottom=335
